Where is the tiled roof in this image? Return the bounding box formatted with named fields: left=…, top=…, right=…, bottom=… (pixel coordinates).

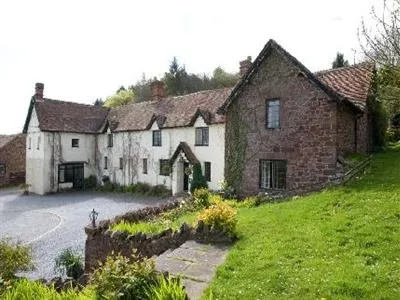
left=35, top=99, right=109, bottom=133
left=108, top=88, right=231, bottom=132
left=170, top=142, right=200, bottom=164
left=315, top=63, right=374, bottom=107
left=0, top=135, right=17, bottom=149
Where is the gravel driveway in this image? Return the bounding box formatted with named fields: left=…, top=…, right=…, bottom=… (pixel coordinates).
left=0, top=187, right=165, bottom=279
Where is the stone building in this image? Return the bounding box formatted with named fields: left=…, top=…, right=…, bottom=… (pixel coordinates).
left=0, top=134, right=26, bottom=186
left=22, top=39, right=375, bottom=196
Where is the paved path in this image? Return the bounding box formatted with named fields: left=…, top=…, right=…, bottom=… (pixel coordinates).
left=155, top=241, right=229, bottom=300
left=0, top=187, right=164, bottom=279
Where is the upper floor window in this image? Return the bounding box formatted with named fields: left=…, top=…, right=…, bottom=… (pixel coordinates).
left=143, top=158, right=148, bottom=174
left=107, top=133, right=113, bottom=147
left=266, top=99, right=280, bottom=129
left=260, top=159, right=286, bottom=189
left=204, top=162, right=211, bottom=182
left=159, top=159, right=170, bottom=176
left=72, top=139, right=79, bottom=148
left=0, top=163, right=5, bottom=176
left=195, top=127, right=209, bottom=146
left=37, top=136, right=41, bottom=150
left=104, top=156, right=108, bottom=169
left=153, top=130, right=162, bottom=146
left=28, top=137, right=31, bottom=149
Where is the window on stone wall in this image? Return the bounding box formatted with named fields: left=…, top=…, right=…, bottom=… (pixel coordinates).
left=143, top=158, right=148, bottom=174
left=72, top=139, right=79, bottom=148
left=195, top=127, right=209, bottom=146
left=159, top=159, right=170, bottom=176
left=153, top=130, right=162, bottom=146
left=204, top=162, right=211, bottom=182
left=260, top=159, right=286, bottom=189
left=266, top=99, right=281, bottom=129
left=107, top=133, right=113, bottom=147
left=119, top=157, right=123, bottom=170
left=0, top=163, right=5, bottom=176
left=104, top=156, right=108, bottom=169
left=37, top=136, right=41, bottom=150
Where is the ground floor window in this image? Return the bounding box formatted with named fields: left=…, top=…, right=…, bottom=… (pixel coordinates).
left=159, top=159, right=170, bottom=176
left=204, top=162, right=211, bottom=182
left=259, top=159, right=287, bottom=189
left=119, top=157, right=123, bottom=170
left=143, top=158, right=148, bottom=174
left=104, top=156, right=108, bottom=169
left=0, top=163, right=5, bottom=176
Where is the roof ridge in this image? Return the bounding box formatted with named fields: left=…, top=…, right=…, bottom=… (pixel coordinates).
left=42, top=98, right=109, bottom=110
left=314, top=62, right=374, bottom=76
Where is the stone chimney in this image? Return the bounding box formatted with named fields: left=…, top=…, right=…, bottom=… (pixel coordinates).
left=35, top=82, right=44, bottom=101
left=150, top=78, right=166, bottom=101
left=239, top=56, right=252, bottom=77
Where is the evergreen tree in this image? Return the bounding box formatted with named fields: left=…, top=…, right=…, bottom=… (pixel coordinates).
left=332, top=52, right=349, bottom=68
left=190, top=163, right=208, bottom=192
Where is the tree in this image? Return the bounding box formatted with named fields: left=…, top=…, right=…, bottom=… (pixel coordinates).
left=163, top=57, right=189, bottom=95
left=93, top=98, right=104, bottom=106
left=211, top=67, right=239, bottom=88
left=190, top=163, right=208, bottom=192
left=104, top=89, right=135, bottom=108
left=332, top=52, right=349, bottom=68
left=128, top=74, right=152, bottom=102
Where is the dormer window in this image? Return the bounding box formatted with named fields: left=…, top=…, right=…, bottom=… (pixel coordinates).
left=107, top=133, right=113, bottom=147
left=153, top=130, right=162, bottom=146
left=195, top=127, right=209, bottom=146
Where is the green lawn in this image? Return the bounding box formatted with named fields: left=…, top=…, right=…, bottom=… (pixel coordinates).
left=204, top=147, right=400, bottom=299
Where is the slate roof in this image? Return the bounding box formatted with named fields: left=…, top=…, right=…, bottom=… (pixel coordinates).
left=315, top=63, right=375, bottom=108
left=0, top=135, right=17, bottom=149
left=108, top=88, right=231, bottom=132
left=24, top=98, right=109, bottom=133
left=218, top=39, right=365, bottom=114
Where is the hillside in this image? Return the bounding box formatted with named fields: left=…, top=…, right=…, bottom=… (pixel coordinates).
left=205, top=144, right=400, bottom=299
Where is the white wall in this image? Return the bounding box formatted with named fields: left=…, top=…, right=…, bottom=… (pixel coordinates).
left=97, top=117, right=225, bottom=193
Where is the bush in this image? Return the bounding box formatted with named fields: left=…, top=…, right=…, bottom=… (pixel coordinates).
left=135, top=182, right=151, bottom=194
left=84, top=175, right=97, bottom=189
left=54, top=248, right=84, bottom=280
left=197, top=202, right=237, bottom=236
left=386, top=128, right=400, bottom=142
left=145, top=275, right=187, bottom=300
left=193, top=188, right=210, bottom=208
left=190, top=163, right=208, bottom=192
left=218, top=179, right=236, bottom=199
left=0, top=238, right=33, bottom=280
left=148, top=184, right=172, bottom=198
left=90, top=251, right=157, bottom=300
left=102, top=181, right=114, bottom=192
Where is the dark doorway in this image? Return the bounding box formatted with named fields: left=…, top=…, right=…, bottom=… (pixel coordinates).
left=183, top=162, right=189, bottom=192
left=58, top=163, right=84, bottom=190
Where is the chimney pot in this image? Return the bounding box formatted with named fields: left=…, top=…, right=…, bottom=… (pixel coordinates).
left=35, top=82, right=44, bottom=101
left=150, top=78, right=166, bottom=101
left=239, top=56, right=252, bottom=77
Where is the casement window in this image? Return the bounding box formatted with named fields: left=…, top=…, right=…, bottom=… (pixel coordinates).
left=107, top=133, right=113, bottom=147
left=0, top=163, right=5, bottom=176
left=204, top=162, right=211, bottom=182
left=143, top=158, right=148, bottom=174
left=266, top=99, right=281, bottom=129
left=195, top=127, right=209, bottom=146
left=37, top=136, right=41, bottom=150
left=159, top=159, right=170, bottom=176
left=58, top=164, right=73, bottom=183
left=260, top=159, right=287, bottom=189
left=28, top=137, right=31, bottom=149
left=152, top=130, right=162, bottom=146
left=104, top=156, right=108, bottom=169
left=72, top=139, right=79, bottom=148
left=119, top=157, right=123, bottom=170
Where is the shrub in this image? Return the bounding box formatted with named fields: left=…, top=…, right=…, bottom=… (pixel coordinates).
left=54, top=248, right=84, bottom=280
left=102, top=181, right=114, bottom=192
left=135, top=182, right=151, bottom=194
left=218, top=179, right=236, bottom=199
left=90, top=251, right=157, bottom=299
left=386, top=128, right=400, bottom=142
left=148, top=184, right=172, bottom=198
left=197, top=202, right=237, bottom=236
left=84, top=175, right=97, bottom=189
left=193, top=188, right=210, bottom=208
left=145, top=275, right=187, bottom=300
left=190, top=163, right=208, bottom=192
left=0, top=238, right=33, bottom=280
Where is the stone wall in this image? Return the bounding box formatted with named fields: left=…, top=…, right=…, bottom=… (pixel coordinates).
left=85, top=201, right=234, bottom=273
left=0, top=135, right=26, bottom=186
left=225, top=48, right=341, bottom=197
left=337, top=105, right=357, bottom=156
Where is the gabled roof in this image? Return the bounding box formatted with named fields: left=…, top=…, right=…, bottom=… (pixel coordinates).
left=0, top=134, right=18, bottom=149
left=170, top=142, right=199, bottom=164
left=108, top=88, right=231, bottom=132
left=23, top=98, right=109, bottom=134
left=218, top=39, right=363, bottom=114
left=315, top=63, right=375, bottom=108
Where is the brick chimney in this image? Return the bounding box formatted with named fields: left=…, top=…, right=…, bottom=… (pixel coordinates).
left=150, top=78, right=166, bottom=101
left=35, top=82, right=44, bottom=101
left=239, top=56, right=252, bottom=77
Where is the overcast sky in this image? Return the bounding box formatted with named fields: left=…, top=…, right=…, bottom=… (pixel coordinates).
left=0, top=0, right=378, bottom=134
